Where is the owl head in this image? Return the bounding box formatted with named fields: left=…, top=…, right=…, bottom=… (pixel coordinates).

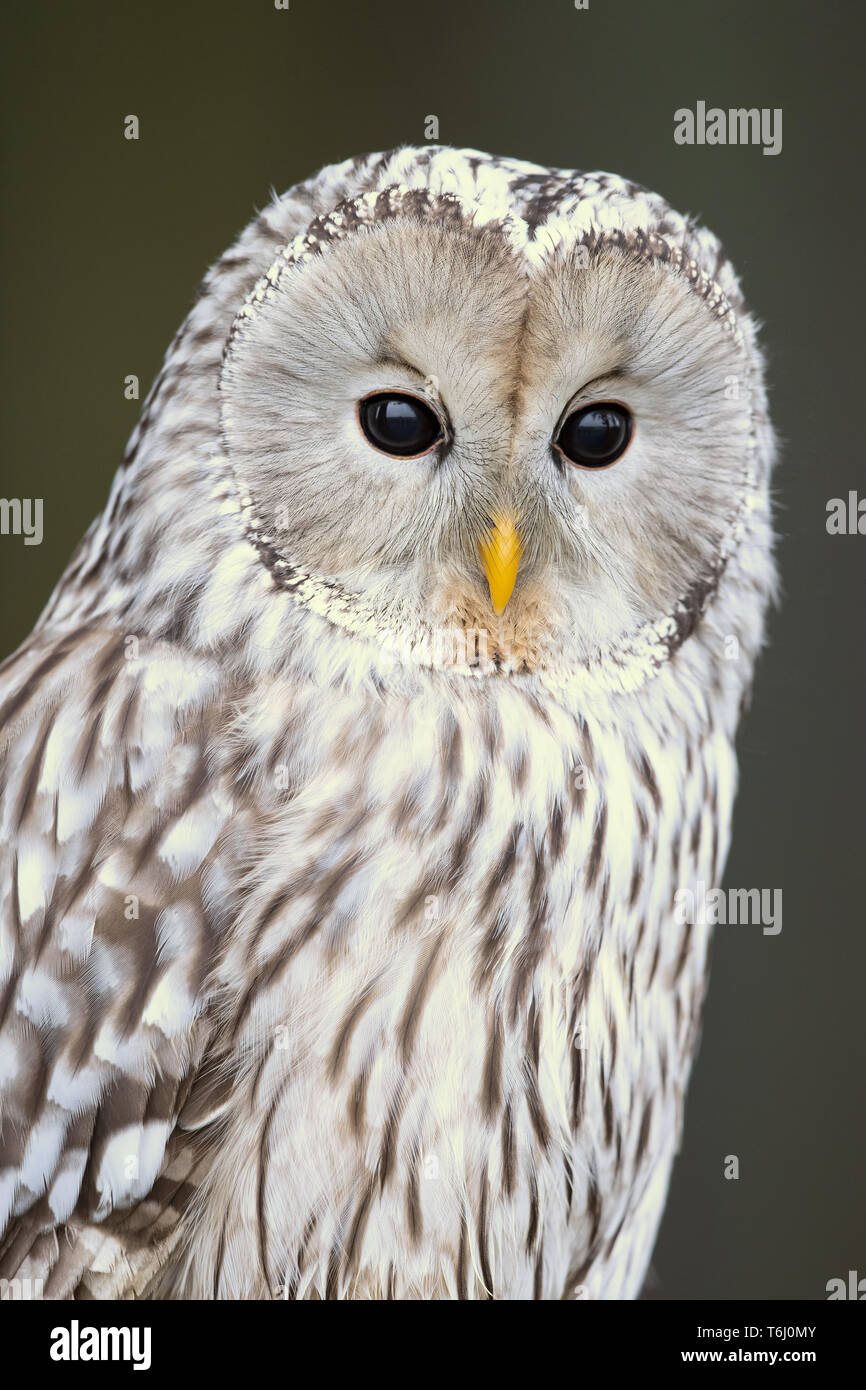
left=97, top=148, right=776, bottom=692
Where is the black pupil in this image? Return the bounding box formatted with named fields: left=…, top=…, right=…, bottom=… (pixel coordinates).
left=359, top=393, right=441, bottom=457
left=557, top=404, right=632, bottom=467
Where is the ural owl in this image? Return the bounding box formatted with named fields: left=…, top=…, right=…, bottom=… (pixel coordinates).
left=0, top=146, right=776, bottom=1300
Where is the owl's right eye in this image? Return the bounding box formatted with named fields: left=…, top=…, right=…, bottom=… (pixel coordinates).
left=555, top=402, right=633, bottom=469
left=357, top=392, right=443, bottom=458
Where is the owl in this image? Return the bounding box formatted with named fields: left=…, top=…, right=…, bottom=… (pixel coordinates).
left=0, top=146, right=776, bottom=1300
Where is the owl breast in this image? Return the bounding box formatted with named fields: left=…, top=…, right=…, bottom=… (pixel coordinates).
left=157, top=669, right=731, bottom=1300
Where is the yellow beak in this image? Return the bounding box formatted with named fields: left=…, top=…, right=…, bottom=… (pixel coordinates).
left=478, top=513, right=523, bottom=616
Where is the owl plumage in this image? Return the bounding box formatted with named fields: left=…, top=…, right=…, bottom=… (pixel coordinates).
left=0, top=146, right=776, bottom=1299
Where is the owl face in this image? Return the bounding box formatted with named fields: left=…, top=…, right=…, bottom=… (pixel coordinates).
left=219, top=179, right=759, bottom=676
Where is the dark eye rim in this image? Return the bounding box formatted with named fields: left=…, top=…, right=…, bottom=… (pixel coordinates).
left=553, top=399, right=635, bottom=471
left=356, top=389, right=446, bottom=460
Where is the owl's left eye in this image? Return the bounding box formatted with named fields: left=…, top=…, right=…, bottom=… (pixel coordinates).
left=357, top=392, right=443, bottom=458
left=555, top=403, right=633, bottom=469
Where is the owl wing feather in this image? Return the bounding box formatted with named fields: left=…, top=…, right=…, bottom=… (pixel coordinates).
left=0, top=624, right=237, bottom=1294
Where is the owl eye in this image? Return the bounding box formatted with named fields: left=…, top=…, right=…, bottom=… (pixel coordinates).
left=358, top=392, right=443, bottom=458
left=556, top=403, right=633, bottom=469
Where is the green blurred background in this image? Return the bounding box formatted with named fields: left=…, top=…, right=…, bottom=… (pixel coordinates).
left=2, top=0, right=863, bottom=1299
